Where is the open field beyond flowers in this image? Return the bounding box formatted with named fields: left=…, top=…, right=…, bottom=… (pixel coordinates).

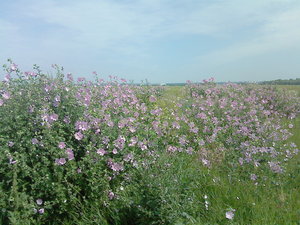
left=0, top=62, right=300, bottom=224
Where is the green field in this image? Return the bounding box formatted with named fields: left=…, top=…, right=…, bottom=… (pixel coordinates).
left=133, top=84, right=300, bottom=224
left=155, top=85, right=300, bottom=224
left=161, top=85, right=300, bottom=146
left=277, top=85, right=300, bottom=96
left=276, top=85, right=300, bottom=147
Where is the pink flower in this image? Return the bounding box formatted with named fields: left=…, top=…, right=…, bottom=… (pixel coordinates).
left=32, top=138, right=39, bottom=144
left=199, top=140, right=205, bottom=146
left=186, top=147, right=194, bottom=154
left=250, top=174, right=257, bottom=181
left=114, top=136, right=126, bottom=150
left=36, top=199, right=43, bottom=205
left=118, top=120, right=126, bottom=129
left=109, top=162, right=124, bottom=172
left=190, top=127, right=199, bottom=134
left=268, top=161, right=283, bottom=173
left=67, top=73, right=73, bottom=81
left=44, top=85, right=52, bottom=92
left=95, top=129, right=100, bottom=134
left=9, top=157, right=17, bottom=164
left=107, top=121, right=114, bottom=127
left=226, top=210, right=235, bottom=220
left=2, top=92, right=10, bottom=100
left=172, top=122, right=180, bottom=129
left=74, top=132, right=83, bottom=140
left=38, top=208, right=44, bottom=214
left=108, top=191, right=115, bottom=200
left=238, top=158, right=244, bottom=165
left=149, top=95, right=157, bottom=102
left=10, top=63, right=18, bottom=71
left=77, top=77, right=85, bottom=82
left=58, top=142, right=66, bottom=149
left=167, top=145, right=177, bottom=152
left=124, top=153, right=134, bottom=162
left=63, top=116, right=71, bottom=124
left=65, top=148, right=74, bottom=160
left=139, top=142, right=148, bottom=151
left=4, top=74, right=11, bottom=82
left=55, top=158, right=66, bottom=165
left=54, top=96, right=61, bottom=102
left=75, top=121, right=89, bottom=131
left=25, top=71, right=37, bottom=78
left=202, top=159, right=210, bottom=166
left=97, top=148, right=107, bottom=156
left=129, top=137, right=138, bottom=146
left=49, top=114, right=58, bottom=122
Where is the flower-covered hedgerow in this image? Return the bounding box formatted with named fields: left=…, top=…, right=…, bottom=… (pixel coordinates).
left=0, top=60, right=299, bottom=224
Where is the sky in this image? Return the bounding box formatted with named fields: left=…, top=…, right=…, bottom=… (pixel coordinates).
left=1, top=0, right=300, bottom=83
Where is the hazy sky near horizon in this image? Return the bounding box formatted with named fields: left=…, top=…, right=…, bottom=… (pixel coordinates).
left=1, top=0, right=300, bottom=83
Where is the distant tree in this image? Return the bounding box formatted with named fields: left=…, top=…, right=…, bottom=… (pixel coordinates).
left=260, top=78, right=300, bottom=85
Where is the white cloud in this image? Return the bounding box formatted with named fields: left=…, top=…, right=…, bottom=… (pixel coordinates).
left=16, top=0, right=298, bottom=49
left=1, top=0, right=300, bottom=82
left=186, top=1, right=300, bottom=69
left=21, top=0, right=166, bottom=48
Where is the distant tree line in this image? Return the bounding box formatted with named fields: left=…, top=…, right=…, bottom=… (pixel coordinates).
left=260, top=78, right=300, bottom=85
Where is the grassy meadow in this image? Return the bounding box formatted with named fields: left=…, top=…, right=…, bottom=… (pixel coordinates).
left=155, top=85, right=300, bottom=225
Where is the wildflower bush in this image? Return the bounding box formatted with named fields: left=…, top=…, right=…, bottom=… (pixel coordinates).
left=182, top=80, right=300, bottom=177
left=0, top=61, right=299, bottom=224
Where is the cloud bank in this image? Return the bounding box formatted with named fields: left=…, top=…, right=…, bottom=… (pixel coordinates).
left=1, top=0, right=300, bottom=82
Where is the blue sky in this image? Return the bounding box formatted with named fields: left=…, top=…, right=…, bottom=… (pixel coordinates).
left=1, top=0, right=300, bottom=83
